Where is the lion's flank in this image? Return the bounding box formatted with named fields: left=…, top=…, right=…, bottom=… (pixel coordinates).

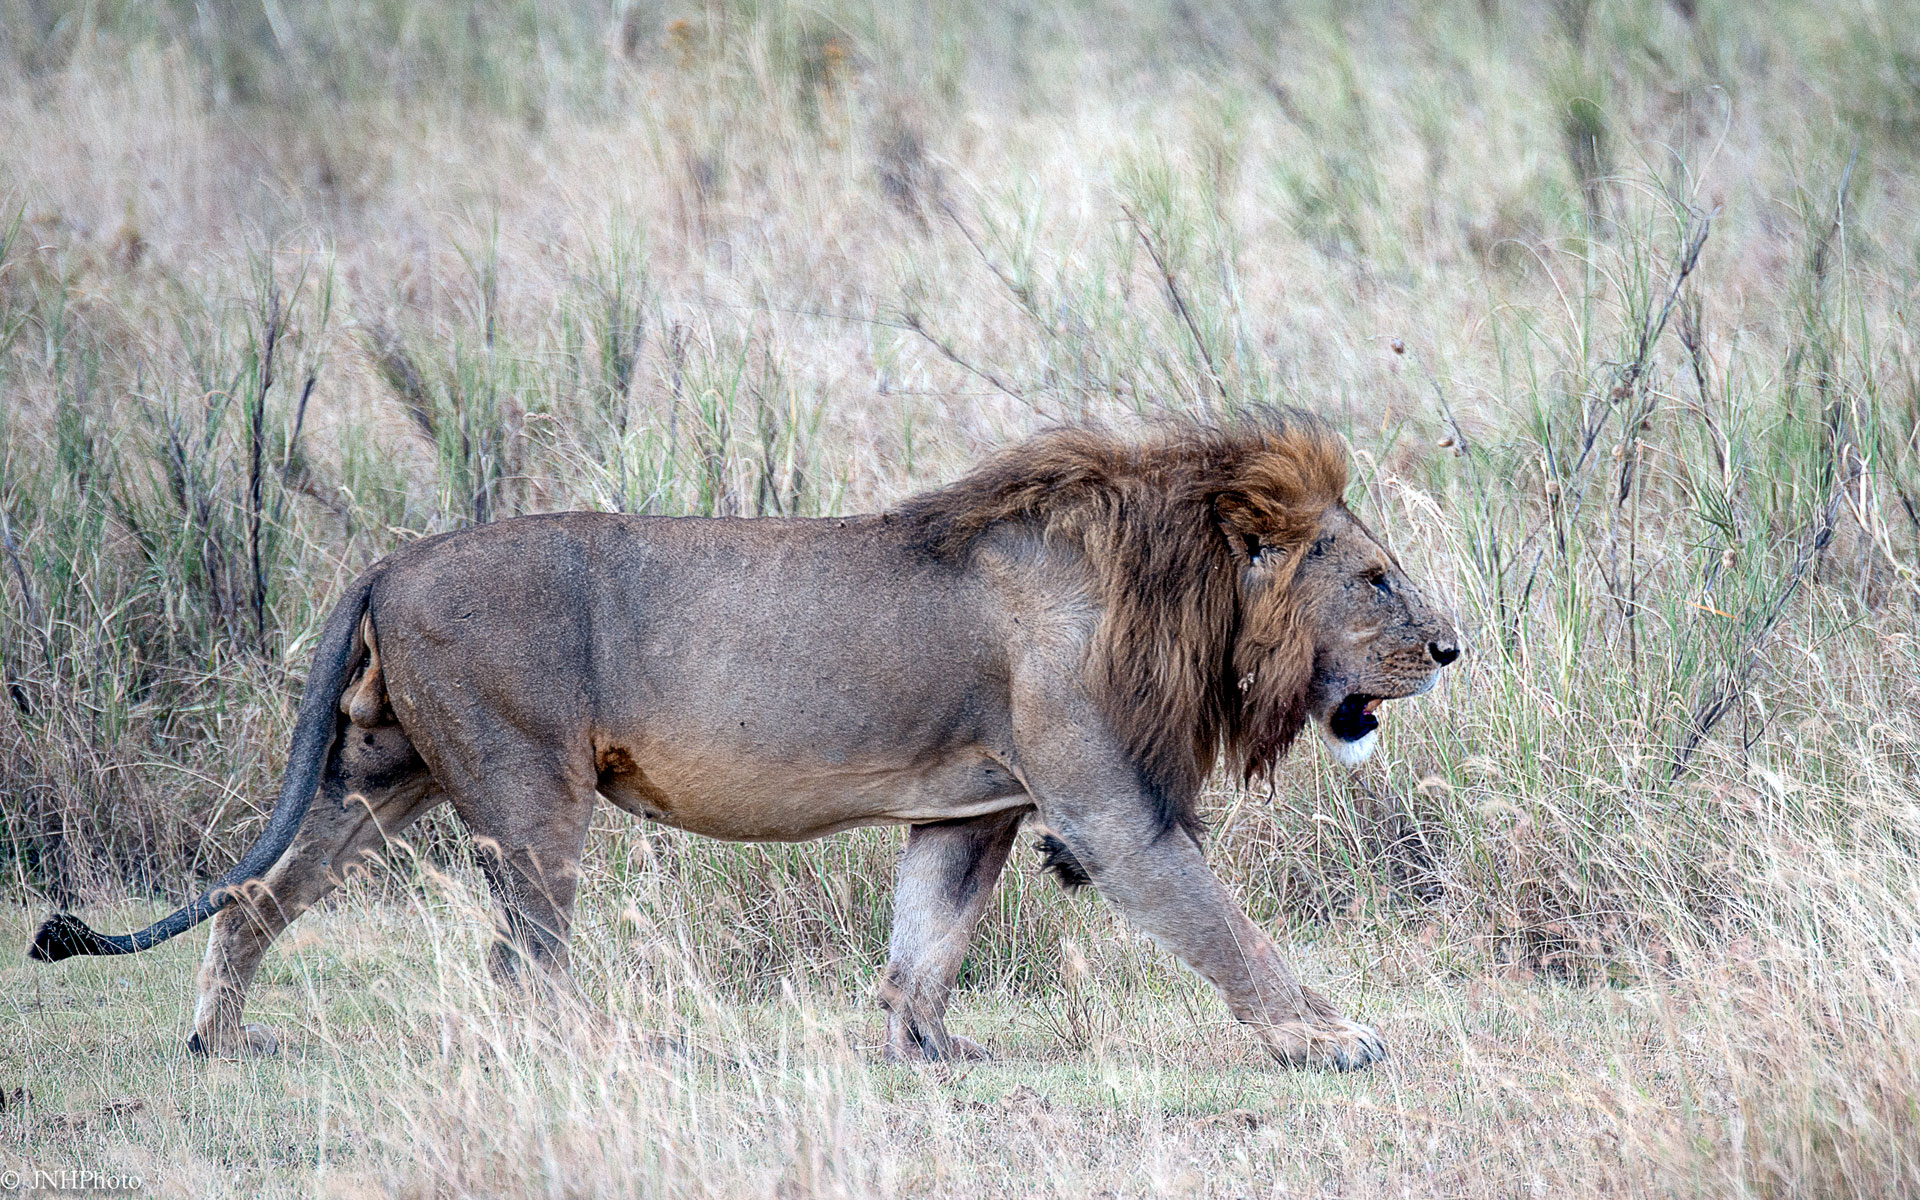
left=895, top=408, right=1349, bottom=838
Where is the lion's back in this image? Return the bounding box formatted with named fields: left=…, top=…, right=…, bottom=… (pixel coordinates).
left=365, top=509, right=1019, bottom=742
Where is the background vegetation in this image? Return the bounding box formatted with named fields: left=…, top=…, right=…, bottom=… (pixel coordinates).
left=5, top=0, right=1920, bottom=1194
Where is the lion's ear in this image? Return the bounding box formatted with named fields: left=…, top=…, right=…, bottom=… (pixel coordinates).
left=1215, top=493, right=1300, bottom=573
left=1213, top=494, right=1264, bottom=567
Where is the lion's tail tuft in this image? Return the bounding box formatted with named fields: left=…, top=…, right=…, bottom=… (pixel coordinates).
left=1035, top=834, right=1094, bottom=893
left=28, top=913, right=135, bottom=961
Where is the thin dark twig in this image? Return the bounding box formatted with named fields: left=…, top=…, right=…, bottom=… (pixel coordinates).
left=1516, top=211, right=1714, bottom=614
left=1808, top=140, right=1860, bottom=290
left=1671, top=435, right=1861, bottom=779
left=162, top=407, right=234, bottom=637
left=249, top=284, right=282, bottom=658
left=0, top=498, right=50, bottom=713
left=1406, top=345, right=1468, bottom=456
left=272, top=371, right=318, bottom=528
left=1677, top=293, right=1726, bottom=477
left=1672, top=146, right=1863, bottom=702
left=898, top=309, right=1032, bottom=406
left=369, top=325, right=437, bottom=440
left=1123, top=203, right=1229, bottom=407
left=1606, top=215, right=1711, bottom=668
left=936, top=197, right=1049, bottom=331
left=0, top=504, right=42, bottom=633
left=1575, top=210, right=1713, bottom=483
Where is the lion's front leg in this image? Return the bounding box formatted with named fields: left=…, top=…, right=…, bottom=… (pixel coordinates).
left=1043, top=809, right=1385, bottom=1072
left=877, top=808, right=1027, bottom=1063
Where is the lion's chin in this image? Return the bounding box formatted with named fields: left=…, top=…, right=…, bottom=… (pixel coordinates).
left=1320, top=724, right=1378, bottom=766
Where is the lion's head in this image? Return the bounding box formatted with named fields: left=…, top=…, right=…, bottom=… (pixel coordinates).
left=1217, top=468, right=1459, bottom=773
left=901, top=407, right=1460, bottom=833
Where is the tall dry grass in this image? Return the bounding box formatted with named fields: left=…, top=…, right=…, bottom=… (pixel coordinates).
left=4, top=0, right=1920, bottom=1194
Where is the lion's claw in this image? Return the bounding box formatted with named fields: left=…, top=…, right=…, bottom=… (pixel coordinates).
left=1260, top=1017, right=1386, bottom=1072
left=1327, top=1019, right=1387, bottom=1071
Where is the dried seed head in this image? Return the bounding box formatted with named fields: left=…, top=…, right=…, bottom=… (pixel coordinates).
left=1390, top=338, right=1406, bottom=355
left=1438, top=435, right=1456, bottom=449
left=1611, top=442, right=1625, bottom=460
left=1061, top=937, right=1091, bottom=982
left=1545, top=478, right=1562, bottom=498
left=1721, top=547, right=1738, bottom=571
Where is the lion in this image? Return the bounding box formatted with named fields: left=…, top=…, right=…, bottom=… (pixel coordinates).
left=29, top=408, right=1459, bottom=1071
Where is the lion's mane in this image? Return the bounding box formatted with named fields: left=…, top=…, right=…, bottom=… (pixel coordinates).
left=896, top=408, right=1350, bottom=837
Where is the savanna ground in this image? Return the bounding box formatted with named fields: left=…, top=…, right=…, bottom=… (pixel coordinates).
left=4, top=0, right=1920, bottom=1195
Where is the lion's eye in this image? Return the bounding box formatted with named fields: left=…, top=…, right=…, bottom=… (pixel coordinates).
left=1368, top=570, right=1392, bottom=595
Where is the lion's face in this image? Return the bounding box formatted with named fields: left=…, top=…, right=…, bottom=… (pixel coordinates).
left=1233, top=503, right=1459, bottom=768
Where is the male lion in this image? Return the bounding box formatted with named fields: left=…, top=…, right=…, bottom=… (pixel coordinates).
left=30, top=409, right=1458, bottom=1070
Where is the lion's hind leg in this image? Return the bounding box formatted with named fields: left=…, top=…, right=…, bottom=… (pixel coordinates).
left=190, top=718, right=439, bottom=1058
left=429, top=755, right=597, bottom=999
left=878, top=808, right=1027, bottom=1063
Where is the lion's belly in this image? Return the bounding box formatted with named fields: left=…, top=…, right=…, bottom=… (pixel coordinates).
left=595, top=739, right=1029, bottom=841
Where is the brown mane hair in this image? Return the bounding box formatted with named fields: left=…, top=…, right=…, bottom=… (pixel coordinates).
left=896, top=408, right=1350, bottom=837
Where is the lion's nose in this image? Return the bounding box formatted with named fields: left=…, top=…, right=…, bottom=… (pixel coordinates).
left=1428, top=641, right=1460, bottom=667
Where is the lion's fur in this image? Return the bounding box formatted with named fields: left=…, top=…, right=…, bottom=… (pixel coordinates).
left=35, top=407, right=1455, bottom=1073
left=897, top=409, right=1350, bottom=837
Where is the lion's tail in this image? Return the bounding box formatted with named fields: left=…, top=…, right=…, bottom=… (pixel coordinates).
left=1035, top=833, right=1094, bottom=893
left=27, top=571, right=380, bottom=962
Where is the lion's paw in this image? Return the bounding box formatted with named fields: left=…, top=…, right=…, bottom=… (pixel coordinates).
left=1259, top=1018, right=1386, bottom=1073
left=186, top=1023, right=281, bottom=1061
left=947, top=1035, right=993, bottom=1062
left=883, top=1029, right=993, bottom=1064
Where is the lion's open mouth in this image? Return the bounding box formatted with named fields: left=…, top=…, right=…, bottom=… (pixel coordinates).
left=1327, top=693, right=1382, bottom=743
